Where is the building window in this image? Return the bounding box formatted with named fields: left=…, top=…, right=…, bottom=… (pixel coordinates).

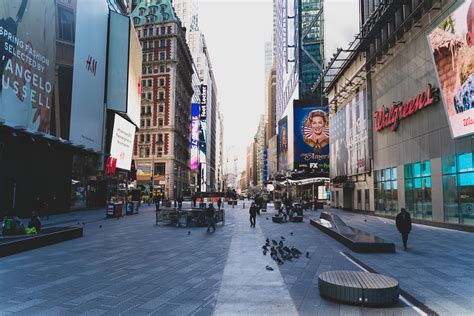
left=147, top=92, right=152, bottom=100
left=145, top=147, right=150, bottom=157
left=147, top=66, right=152, bottom=74
left=139, top=147, right=145, bottom=158
left=158, top=133, right=163, bottom=143
left=141, top=106, right=145, bottom=115
left=159, top=52, right=165, bottom=60
left=154, top=162, right=166, bottom=175
left=139, top=8, right=145, bottom=16
left=159, top=78, right=165, bottom=86
left=148, top=53, right=153, bottom=61
left=405, top=160, right=432, bottom=220
left=160, top=26, right=166, bottom=35
left=159, top=104, right=164, bottom=112
left=147, top=106, right=151, bottom=115
left=160, top=66, right=165, bottom=73
left=365, top=189, right=370, bottom=211
left=443, top=153, right=474, bottom=225
left=141, top=93, right=145, bottom=99
left=140, top=134, right=144, bottom=142
left=159, top=91, right=164, bottom=100
left=158, top=118, right=163, bottom=126
left=140, top=119, right=144, bottom=127
left=143, top=29, right=148, bottom=36
left=133, top=17, right=140, bottom=25
left=149, top=27, right=153, bottom=36
left=142, top=67, right=146, bottom=74
left=374, top=167, right=398, bottom=215
left=58, top=7, right=75, bottom=42
left=148, top=79, right=152, bottom=86
left=146, top=134, right=150, bottom=142
left=146, top=119, right=151, bottom=127
left=142, top=79, right=146, bottom=87
left=160, top=39, right=166, bottom=48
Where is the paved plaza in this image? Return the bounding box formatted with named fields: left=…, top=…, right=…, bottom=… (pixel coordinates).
left=0, top=202, right=473, bottom=315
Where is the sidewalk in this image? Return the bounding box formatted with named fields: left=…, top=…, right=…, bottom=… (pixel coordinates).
left=322, top=207, right=474, bottom=315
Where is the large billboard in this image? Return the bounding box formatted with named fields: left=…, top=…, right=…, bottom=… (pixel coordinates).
left=69, top=0, right=108, bottom=151
left=329, top=104, right=348, bottom=178
left=428, top=0, right=474, bottom=139
left=0, top=0, right=56, bottom=133
left=127, top=23, right=141, bottom=126
left=110, top=114, right=136, bottom=171
left=277, top=116, right=288, bottom=171
left=190, top=103, right=200, bottom=170
left=293, top=101, right=329, bottom=176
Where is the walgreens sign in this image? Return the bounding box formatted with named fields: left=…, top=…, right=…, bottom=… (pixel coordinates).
left=374, top=85, right=439, bottom=132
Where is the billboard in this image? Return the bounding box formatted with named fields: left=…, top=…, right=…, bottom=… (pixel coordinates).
left=190, top=103, right=200, bottom=170
left=347, top=88, right=369, bottom=175
left=110, top=114, right=136, bottom=171
left=127, top=23, right=141, bottom=126
left=277, top=116, right=288, bottom=171
left=69, top=0, right=108, bottom=151
left=293, top=101, right=329, bottom=176
left=0, top=0, right=56, bottom=133
left=428, top=0, right=474, bottom=138
left=106, top=12, right=129, bottom=114
left=329, top=104, right=348, bottom=178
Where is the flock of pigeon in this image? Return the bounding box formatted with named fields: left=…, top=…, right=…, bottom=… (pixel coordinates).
left=262, top=235, right=308, bottom=271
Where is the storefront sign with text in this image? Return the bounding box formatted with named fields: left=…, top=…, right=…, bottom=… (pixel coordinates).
left=373, top=85, right=439, bottom=132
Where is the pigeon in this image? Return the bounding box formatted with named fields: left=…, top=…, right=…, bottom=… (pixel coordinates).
left=364, top=219, right=367, bottom=222
left=290, top=232, right=294, bottom=236
left=266, top=238, right=270, bottom=244
left=281, top=236, right=285, bottom=240
left=188, top=231, right=191, bottom=235
left=271, top=254, right=278, bottom=261
left=262, top=245, right=268, bottom=251
left=291, top=247, right=302, bottom=255
left=276, top=258, right=284, bottom=265
left=263, top=250, right=267, bottom=256
left=265, top=265, right=274, bottom=271
left=277, top=248, right=285, bottom=256
left=279, top=240, right=284, bottom=247
left=306, top=252, right=310, bottom=258
left=272, top=239, right=278, bottom=245
left=99, top=225, right=102, bottom=228
left=283, top=246, right=292, bottom=254
left=266, top=217, right=269, bottom=220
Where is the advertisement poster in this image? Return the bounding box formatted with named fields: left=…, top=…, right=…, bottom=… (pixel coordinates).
left=428, top=0, right=474, bottom=138
left=190, top=103, right=200, bottom=170
left=69, top=0, right=108, bottom=152
left=110, top=114, right=136, bottom=171
left=127, top=23, right=141, bottom=126
left=347, top=88, right=369, bottom=175
left=0, top=0, right=56, bottom=133
left=293, top=101, right=329, bottom=176
left=277, top=116, right=288, bottom=171
left=329, top=104, right=348, bottom=178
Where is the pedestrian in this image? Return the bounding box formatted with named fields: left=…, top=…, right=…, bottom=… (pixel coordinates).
left=177, top=196, right=183, bottom=209
left=217, top=198, right=222, bottom=210
left=206, top=203, right=216, bottom=233
left=155, top=194, right=161, bottom=211
left=249, top=202, right=258, bottom=228
left=396, top=208, right=412, bottom=251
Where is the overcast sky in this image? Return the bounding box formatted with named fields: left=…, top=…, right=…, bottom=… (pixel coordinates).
left=198, top=0, right=359, bottom=173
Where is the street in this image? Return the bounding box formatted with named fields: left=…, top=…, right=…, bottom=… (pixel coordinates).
left=2, top=202, right=472, bottom=315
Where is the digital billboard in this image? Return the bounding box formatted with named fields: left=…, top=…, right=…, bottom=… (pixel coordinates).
left=127, top=23, right=141, bottom=126
left=293, top=100, right=329, bottom=176
left=110, top=114, right=136, bottom=171
left=329, top=104, right=348, bottom=178
left=428, top=0, right=474, bottom=138
left=347, top=88, right=369, bottom=175
left=190, top=103, right=200, bottom=170
left=69, top=0, right=108, bottom=152
left=0, top=0, right=56, bottom=133
left=277, top=116, right=288, bottom=171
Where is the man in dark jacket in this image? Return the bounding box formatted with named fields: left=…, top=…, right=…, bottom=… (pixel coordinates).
left=396, top=208, right=412, bottom=250
left=249, top=203, right=258, bottom=228
left=206, top=203, right=216, bottom=233
left=217, top=198, right=222, bottom=210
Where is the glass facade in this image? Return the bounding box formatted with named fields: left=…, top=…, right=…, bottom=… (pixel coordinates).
left=442, top=153, right=474, bottom=226
left=404, top=161, right=432, bottom=220
left=374, top=167, right=398, bottom=215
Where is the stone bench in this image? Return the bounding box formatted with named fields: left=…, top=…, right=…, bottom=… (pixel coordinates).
left=319, top=270, right=399, bottom=306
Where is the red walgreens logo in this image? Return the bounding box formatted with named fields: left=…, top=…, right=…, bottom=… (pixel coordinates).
left=86, top=55, right=97, bottom=76
left=373, top=85, right=439, bottom=132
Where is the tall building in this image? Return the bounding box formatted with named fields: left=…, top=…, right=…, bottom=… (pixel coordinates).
left=264, top=41, right=273, bottom=108
left=130, top=0, right=194, bottom=200
left=255, top=115, right=267, bottom=188
left=216, top=106, right=225, bottom=191
left=171, top=0, right=199, bottom=39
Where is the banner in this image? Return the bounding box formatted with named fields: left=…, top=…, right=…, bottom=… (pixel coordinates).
left=329, top=103, right=348, bottom=178
left=69, top=0, right=108, bottom=151
left=127, top=23, right=141, bottom=126
left=428, top=0, right=474, bottom=138
left=277, top=116, right=288, bottom=171
left=110, top=114, right=135, bottom=171
left=293, top=100, right=329, bottom=176
left=0, top=0, right=56, bottom=133
left=190, top=103, right=200, bottom=170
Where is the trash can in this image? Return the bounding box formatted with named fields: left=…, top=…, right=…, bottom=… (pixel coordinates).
left=107, top=203, right=123, bottom=218
left=126, top=202, right=139, bottom=215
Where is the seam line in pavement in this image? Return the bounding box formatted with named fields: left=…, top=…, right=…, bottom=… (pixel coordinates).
left=340, top=251, right=439, bottom=316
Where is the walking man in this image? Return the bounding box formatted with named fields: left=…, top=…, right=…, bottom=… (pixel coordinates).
left=206, top=203, right=216, bottom=233
left=249, top=202, right=258, bottom=228
left=396, top=208, right=412, bottom=251
left=217, top=198, right=222, bottom=210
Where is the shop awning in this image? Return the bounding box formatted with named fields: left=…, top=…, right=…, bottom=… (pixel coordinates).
left=280, top=177, right=329, bottom=186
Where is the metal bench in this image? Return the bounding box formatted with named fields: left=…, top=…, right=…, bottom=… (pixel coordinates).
left=319, top=270, right=399, bottom=306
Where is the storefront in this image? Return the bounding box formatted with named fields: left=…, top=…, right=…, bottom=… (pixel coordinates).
left=370, top=0, right=474, bottom=227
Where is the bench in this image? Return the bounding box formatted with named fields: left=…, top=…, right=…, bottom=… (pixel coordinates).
left=319, top=270, right=399, bottom=306
left=310, top=212, right=395, bottom=253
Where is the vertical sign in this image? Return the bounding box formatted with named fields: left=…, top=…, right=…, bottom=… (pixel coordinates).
left=277, top=116, right=288, bottom=171
left=190, top=103, right=200, bottom=170
left=199, top=84, right=207, bottom=192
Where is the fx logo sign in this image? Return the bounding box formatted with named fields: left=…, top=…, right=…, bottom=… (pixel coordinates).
left=310, top=163, right=319, bottom=169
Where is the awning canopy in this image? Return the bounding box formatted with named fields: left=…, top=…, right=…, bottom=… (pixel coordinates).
left=280, top=177, right=329, bottom=186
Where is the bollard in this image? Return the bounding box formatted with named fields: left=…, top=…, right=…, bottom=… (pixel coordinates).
left=243, top=203, right=246, bottom=209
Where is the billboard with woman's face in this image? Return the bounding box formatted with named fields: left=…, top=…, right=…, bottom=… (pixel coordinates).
left=428, top=0, right=474, bottom=138
left=277, top=116, right=288, bottom=171
left=293, top=100, right=329, bottom=176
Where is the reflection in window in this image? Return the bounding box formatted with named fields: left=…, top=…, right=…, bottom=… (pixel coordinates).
left=405, top=160, right=432, bottom=220
left=374, top=167, right=398, bottom=215
left=58, top=7, right=74, bottom=42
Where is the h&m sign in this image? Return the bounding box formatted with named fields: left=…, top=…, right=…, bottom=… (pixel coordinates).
left=373, top=85, right=439, bottom=132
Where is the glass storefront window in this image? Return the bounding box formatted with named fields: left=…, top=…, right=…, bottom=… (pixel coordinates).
left=404, top=160, right=432, bottom=220
left=375, top=167, right=398, bottom=215
left=442, top=153, right=474, bottom=226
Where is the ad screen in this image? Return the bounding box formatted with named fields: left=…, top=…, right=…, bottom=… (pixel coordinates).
left=277, top=116, right=288, bottom=171
left=190, top=103, right=200, bottom=170
left=293, top=101, right=329, bottom=176
left=110, top=114, right=136, bottom=171
left=428, top=0, right=474, bottom=138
